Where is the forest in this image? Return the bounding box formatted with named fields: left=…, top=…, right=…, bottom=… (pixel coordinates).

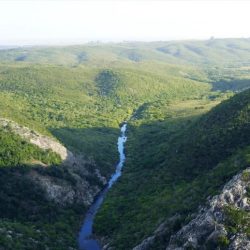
left=0, top=39, right=250, bottom=249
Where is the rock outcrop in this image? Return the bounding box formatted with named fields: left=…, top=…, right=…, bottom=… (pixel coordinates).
left=0, top=117, right=107, bottom=206
left=132, top=215, right=182, bottom=250
left=133, top=168, right=250, bottom=250
left=166, top=168, right=250, bottom=250
left=29, top=170, right=101, bottom=206
left=0, top=118, right=75, bottom=165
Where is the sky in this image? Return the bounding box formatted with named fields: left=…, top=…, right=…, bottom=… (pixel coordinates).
left=0, top=0, right=249, bottom=45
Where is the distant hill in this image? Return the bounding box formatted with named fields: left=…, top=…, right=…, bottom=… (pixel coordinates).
left=0, top=38, right=249, bottom=66
left=0, top=39, right=250, bottom=249
left=0, top=46, right=18, bottom=50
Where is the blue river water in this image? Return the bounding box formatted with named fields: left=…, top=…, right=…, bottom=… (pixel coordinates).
left=78, top=123, right=127, bottom=250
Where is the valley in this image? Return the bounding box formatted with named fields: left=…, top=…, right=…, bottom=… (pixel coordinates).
left=0, top=38, right=250, bottom=249
left=79, top=123, right=127, bottom=250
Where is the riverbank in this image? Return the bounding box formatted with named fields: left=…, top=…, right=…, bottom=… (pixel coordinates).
left=78, top=123, right=127, bottom=250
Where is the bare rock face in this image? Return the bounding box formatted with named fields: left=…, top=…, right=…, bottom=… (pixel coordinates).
left=132, top=215, right=182, bottom=250
left=133, top=236, right=155, bottom=250
left=0, top=118, right=75, bottom=165
left=166, top=168, right=250, bottom=250
left=0, top=117, right=107, bottom=206
left=133, top=169, right=250, bottom=250
left=29, top=170, right=100, bottom=206
left=229, top=234, right=250, bottom=250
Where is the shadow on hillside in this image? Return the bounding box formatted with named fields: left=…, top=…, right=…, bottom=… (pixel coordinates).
left=125, top=98, right=250, bottom=182
left=93, top=109, right=250, bottom=249
left=211, top=78, right=250, bottom=92
left=49, top=126, right=121, bottom=177
left=0, top=165, right=50, bottom=220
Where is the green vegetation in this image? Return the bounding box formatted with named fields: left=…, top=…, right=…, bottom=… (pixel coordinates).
left=0, top=127, right=61, bottom=167
left=224, top=205, right=250, bottom=236
left=0, top=125, right=84, bottom=249
left=0, top=167, right=85, bottom=249
left=217, top=235, right=230, bottom=249
left=95, top=89, right=250, bottom=249
left=0, top=217, right=80, bottom=250
left=0, top=60, right=215, bottom=176
left=242, top=170, right=250, bottom=182
left=95, top=69, right=121, bottom=96
left=206, top=234, right=230, bottom=250
left=0, top=38, right=250, bottom=249
left=1, top=38, right=250, bottom=67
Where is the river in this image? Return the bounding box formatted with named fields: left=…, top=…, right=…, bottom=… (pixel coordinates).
left=78, top=123, right=127, bottom=250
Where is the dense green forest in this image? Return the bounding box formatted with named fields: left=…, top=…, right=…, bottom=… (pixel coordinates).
left=0, top=126, right=82, bottom=249
left=0, top=61, right=216, bottom=176
left=0, top=38, right=250, bottom=249
left=95, top=88, right=250, bottom=249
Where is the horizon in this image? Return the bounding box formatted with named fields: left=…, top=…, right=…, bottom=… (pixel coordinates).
left=1, top=36, right=250, bottom=48
left=0, top=0, right=250, bottom=46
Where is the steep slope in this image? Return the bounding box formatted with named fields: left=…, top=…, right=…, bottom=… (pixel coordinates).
left=0, top=48, right=217, bottom=250
left=95, top=88, right=250, bottom=249
left=0, top=40, right=250, bottom=249
left=0, top=63, right=212, bottom=177
left=0, top=120, right=104, bottom=249
left=0, top=118, right=73, bottom=163
left=133, top=165, right=250, bottom=250
left=166, top=168, right=250, bottom=250
left=0, top=43, right=222, bottom=250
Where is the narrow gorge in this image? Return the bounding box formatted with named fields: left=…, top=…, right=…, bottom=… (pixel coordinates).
left=78, top=123, right=127, bottom=250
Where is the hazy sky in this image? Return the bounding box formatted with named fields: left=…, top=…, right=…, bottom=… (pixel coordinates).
left=0, top=0, right=249, bottom=45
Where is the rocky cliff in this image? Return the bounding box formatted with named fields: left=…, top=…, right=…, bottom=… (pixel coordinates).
left=133, top=168, right=250, bottom=250
left=0, top=117, right=107, bottom=206
left=0, top=118, right=75, bottom=165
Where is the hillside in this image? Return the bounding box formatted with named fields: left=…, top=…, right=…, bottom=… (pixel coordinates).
left=0, top=124, right=79, bottom=249
left=0, top=44, right=214, bottom=250
left=0, top=38, right=250, bottom=67
left=0, top=39, right=250, bottom=249
left=134, top=167, right=250, bottom=250
left=166, top=167, right=250, bottom=249
left=95, top=88, right=250, bottom=249
left=0, top=61, right=215, bottom=177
